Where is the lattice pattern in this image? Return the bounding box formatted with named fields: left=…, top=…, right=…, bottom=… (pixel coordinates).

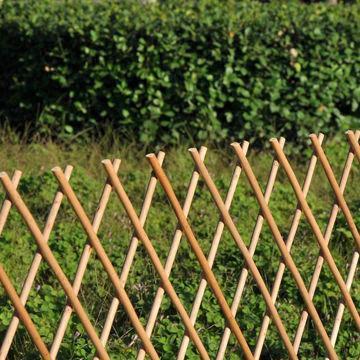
left=0, top=131, right=359, bottom=360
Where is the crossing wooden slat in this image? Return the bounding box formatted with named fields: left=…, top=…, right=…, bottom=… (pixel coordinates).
left=0, top=166, right=73, bottom=360
left=52, top=166, right=160, bottom=360
left=177, top=141, right=249, bottom=360
left=293, top=130, right=360, bottom=353
left=0, top=265, right=50, bottom=359
left=0, top=131, right=358, bottom=360
left=96, top=152, right=165, bottom=359
left=137, top=146, right=207, bottom=360
left=51, top=159, right=121, bottom=358
left=270, top=139, right=360, bottom=331
left=102, top=159, right=210, bottom=360
left=231, top=143, right=341, bottom=359
left=0, top=172, right=110, bottom=360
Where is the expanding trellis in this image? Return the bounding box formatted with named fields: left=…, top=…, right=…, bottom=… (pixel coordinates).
left=0, top=131, right=359, bottom=360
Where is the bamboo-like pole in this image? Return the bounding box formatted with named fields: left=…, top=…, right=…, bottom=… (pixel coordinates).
left=251, top=134, right=323, bottom=359
left=214, top=138, right=285, bottom=360
left=176, top=141, right=250, bottom=360
left=0, top=165, right=73, bottom=360
left=310, top=134, right=360, bottom=251
left=191, top=147, right=313, bottom=359
left=270, top=139, right=360, bottom=330
left=325, top=251, right=359, bottom=360
left=149, top=153, right=277, bottom=360
left=0, top=265, right=50, bottom=359
left=293, top=130, right=360, bottom=352
left=102, top=159, right=210, bottom=360
left=50, top=159, right=121, bottom=358
left=0, top=170, right=22, bottom=234
left=52, top=167, right=160, bottom=360
left=231, top=143, right=339, bottom=359
left=136, top=146, right=208, bottom=360
left=0, top=172, right=110, bottom=360
left=95, top=152, right=165, bottom=359
left=347, top=130, right=360, bottom=160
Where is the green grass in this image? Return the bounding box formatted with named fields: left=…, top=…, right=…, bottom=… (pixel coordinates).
left=0, top=135, right=359, bottom=359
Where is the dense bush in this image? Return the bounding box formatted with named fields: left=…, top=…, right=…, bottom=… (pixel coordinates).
left=0, top=0, right=359, bottom=146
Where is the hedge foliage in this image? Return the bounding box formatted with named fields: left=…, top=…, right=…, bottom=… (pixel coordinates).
left=0, top=0, right=359, bottom=145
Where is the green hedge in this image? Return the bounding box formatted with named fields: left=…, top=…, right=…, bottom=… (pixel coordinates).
left=0, top=0, right=359, bottom=145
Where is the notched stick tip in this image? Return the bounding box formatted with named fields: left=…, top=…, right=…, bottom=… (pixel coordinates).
left=145, top=153, right=156, bottom=159
left=269, top=137, right=278, bottom=144
left=188, top=148, right=198, bottom=154
left=0, top=172, right=8, bottom=178
left=101, top=159, right=112, bottom=165
left=51, top=166, right=62, bottom=173
left=64, top=164, right=74, bottom=171
left=230, top=142, right=240, bottom=149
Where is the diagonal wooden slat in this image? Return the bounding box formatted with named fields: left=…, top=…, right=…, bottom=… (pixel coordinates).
left=251, top=134, right=324, bottom=359
left=310, top=134, right=360, bottom=251
left=149, top=153, right=289, bottom=359
left=102, top=160, right=210, bottom=359
left=0, top=165, right=73, bottom=360
left=270, top=139, right=360, bottom=330
left=52, top=167, right=160, bottom=359
left=0, top=265, right=50, bottom=359
left=95, top=152, right=165, bottom=359
left=293, top=130, right=360, bottom=353
left=231, top=142, right=339, bottom=359
left=137, top=146, right=208, bottom=360
left=214, top=137, right=287, bottom=360
left=176, top=141, right=250, bottom=360
left=0, top=170, right=22, bottom=234
left=191, top=147, right=323, bottom=359
left=102, top=161, right=209, bottom=359
left=0, top=172, right=110, bottom=360
left=51, top=159, right=121, bottom=358
left=326, top=251, right=359, bottom=360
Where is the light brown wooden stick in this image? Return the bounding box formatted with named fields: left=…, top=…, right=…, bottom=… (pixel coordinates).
left=148, top=153, right=265, bottom=360
left=102, top=159, right=210, bottom=360
left=310, top=134, right=360, bottom=251
left=0, top=165, right=73, bottom=360
left=293, top=130, right=360, bottom=353
left=252, top=134, right=323, bottom=359
left=232, top=142, right=339, bottom=359
left=52, top=167, right=159, bottom=360
left=51, top=160, right=121, bottom=358
left=270, top=139, right=359, bottom=330
left=0, top=170, right=22, bottom=234
left=137, top=146, right=207, bottom=360
left=216, top=137, right=286, bottom=360
left=177, top=141, right=249, bottom=360
left=190, top=148, right=300, bottom=360
left=0, top=172, right=110, bottom=360
left=95, top=152, right=165, bottom=359
left=0, top=265, right=50, bottom=359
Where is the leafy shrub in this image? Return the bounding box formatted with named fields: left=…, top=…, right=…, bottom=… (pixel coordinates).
left=1, top=0, right=359, bottom=146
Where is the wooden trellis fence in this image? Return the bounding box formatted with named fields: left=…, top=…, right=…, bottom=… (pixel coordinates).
left=0, top=131, right=359, bottom=360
